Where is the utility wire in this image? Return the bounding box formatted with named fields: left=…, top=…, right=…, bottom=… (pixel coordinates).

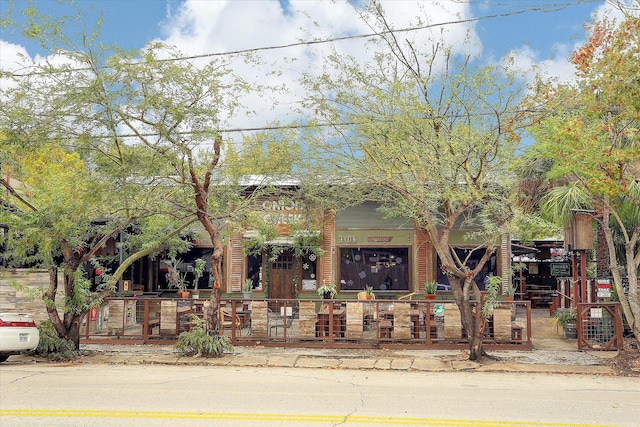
left=13, top=107, right=548, bottom=147
left=4, top=2, right=579, bottom=78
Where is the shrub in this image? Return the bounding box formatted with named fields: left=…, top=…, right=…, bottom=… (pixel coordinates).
left=35, top=320, right=78, bottom=361
left=553, top=308, right=578, bottom=327
left=175, top=314, right=234, bottom=357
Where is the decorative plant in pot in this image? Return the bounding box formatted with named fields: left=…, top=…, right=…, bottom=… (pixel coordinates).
left=242, top=278, right=253, bottom=299
left=505, top=283, right=516, bottom=301
left=317, top=281, right=338, bottom=300
left=553, top=307, right=578, bottom=339
left=364, top=286, right=375, bottom=300
left=423, top=281, right=438, bottom=299
left=166, top=257, right=189, bottom=298
left=191, top=258, right=206, bottom=299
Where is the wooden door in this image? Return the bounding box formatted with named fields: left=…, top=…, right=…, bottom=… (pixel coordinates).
left=270, top=250, right=295, bottom=301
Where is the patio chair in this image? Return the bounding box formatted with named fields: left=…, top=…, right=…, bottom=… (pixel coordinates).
left=219, top=307, right=241, bottom=332
left=268, top=306, right=294, bottom=337
left=357, top=291, right=373, bottom=300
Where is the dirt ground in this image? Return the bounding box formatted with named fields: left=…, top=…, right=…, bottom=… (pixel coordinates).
left=605, top=338, right=640, bottom=377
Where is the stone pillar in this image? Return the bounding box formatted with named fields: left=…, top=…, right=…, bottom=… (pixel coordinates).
left=107, top=300, right=124, bottom=335
left=346, top=302, right=363, bottom=339
left=392, top=303, right=411, bottom=340
left=160, top=300, right=177, bottom=335
left=298, top=301, right=317, bottom=339
left=251, top=301, right=268, bottom=338
left=444, top=303, right=461, bottom=340
left=493, top=306, right=511, bottom=341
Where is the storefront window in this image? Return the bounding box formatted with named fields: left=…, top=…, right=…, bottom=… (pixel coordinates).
left=300, top=252, right=317, bottom=292
left=436, top=248, right=497, bottom=290
left=158, top=249, right=220, bottom=290
left=339, top=247, right=410, bottom=292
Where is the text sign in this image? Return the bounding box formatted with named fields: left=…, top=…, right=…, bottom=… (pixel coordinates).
left=550, top=263, right=570, bottom=276
left=597, top=280, right=612, bottom=298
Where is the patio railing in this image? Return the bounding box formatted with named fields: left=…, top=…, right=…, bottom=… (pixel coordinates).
left=80, top=297, right=532, bottom=350
left=577, top=302, right=624, bottom=351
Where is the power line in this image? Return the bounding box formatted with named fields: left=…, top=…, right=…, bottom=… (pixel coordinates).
left=12, top=107, right=548, bottom=146
left=4, top=2, right=579, bottom=78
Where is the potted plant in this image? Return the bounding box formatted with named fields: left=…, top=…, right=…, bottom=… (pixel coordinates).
left=166, top=257, right=189, bottom=298
left=191, top=258, right=206, bottom=299
left=505, top=282, right=516, bottom=301
left=242, top=278, right=253, bottom=299
left=364, top=285, right=374, bottom=300
left=553, top=307, right=578, bottom=339
left=317, top=281, right=338, bottom=299
left=423, top=281, right=438, bottom=299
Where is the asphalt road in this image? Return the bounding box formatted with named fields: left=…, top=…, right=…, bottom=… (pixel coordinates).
left=1, top=364, right=638, bottom=426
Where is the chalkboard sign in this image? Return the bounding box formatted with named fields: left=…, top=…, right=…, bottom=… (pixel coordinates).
left=551, top=263, right=570, bottom=276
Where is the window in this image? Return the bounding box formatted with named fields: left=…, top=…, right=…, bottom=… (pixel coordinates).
left=339, top=247, right=410, bottom=292
left=247, top=253, right=263, bottom=290
left=436, top=248, right=497, bottom=290
left=158, top=248, right=221, bottom=290
left=300, top=252, right=317, bottom=291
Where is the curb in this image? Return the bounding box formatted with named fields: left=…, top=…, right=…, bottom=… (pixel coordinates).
left=3, top=346, right=615, bottom=376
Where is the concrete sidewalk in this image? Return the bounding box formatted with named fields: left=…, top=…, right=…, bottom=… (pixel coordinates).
left=70, top=335, right=619, bottom=375
left=1, top=309, right=622, bottom=375
left=68, top=341, right=616, bottom=376
left=71, top=308, right=618, bottom=375
left=3, top=334, right=619, bottom=376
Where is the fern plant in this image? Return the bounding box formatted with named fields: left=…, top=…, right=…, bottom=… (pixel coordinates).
left=482, top=275, right=503, bottom=318
left=175, top=314, right=234, bottom=357
left=35, top=320, right=78, bottom=361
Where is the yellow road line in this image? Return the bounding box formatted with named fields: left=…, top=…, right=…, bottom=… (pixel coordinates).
left=0, top=409, right=617, bottom=427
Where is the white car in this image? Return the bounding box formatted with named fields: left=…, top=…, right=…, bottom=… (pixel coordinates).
left=437, top=283, right=451, bottom=291
left=0, top=313, right=40, bottom=362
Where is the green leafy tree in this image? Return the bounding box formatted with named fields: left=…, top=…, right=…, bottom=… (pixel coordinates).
left=521, top=8, right=639, bottom=343
left=0, top=133, right=191, bottom=349
left=1, top=1, right=276, bottom=336
left=0, top=4, right=210, bottom=347
left=225, top=130, right=302, bottom=177
left=297, top=1, right=528, bottom=360
left=102, top=41, right=262, bottom=332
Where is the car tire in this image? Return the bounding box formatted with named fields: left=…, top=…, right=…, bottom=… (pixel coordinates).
left=0, top=354, right=9, bottom=363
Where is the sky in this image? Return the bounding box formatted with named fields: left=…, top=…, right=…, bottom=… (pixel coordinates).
left=0, top=0, right=636, bottom=144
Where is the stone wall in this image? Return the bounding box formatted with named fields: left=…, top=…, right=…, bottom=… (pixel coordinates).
left=0, top=268, right=62, bottom=323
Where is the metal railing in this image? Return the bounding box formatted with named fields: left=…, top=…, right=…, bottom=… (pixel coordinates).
left=81, top=297, right=532, bottom=350
left=577, top=302, right=624, bottom=351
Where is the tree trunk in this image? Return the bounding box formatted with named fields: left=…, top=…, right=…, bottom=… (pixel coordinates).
left=468, top=292, right=488, bottom=361
left=600, top=209, right=639, bottom=347
left=449, top=276, right=485, bottom=361
left=43, top=266, right=86, bottom=350
left=595, top=220, right=610, bottom=280
left=200, top=215, right=223, bottom=334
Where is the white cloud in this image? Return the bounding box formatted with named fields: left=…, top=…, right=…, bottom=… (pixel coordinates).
left=592, top=0, right=638, bottom=25
left=0, top=41, right=33, bottom=90
left=503, top=42, right=580, bottom=88
left=154, top=0, right=478, bottom=138
left=17, top=1, right=615, bottom=144
left=503, top=0, right=639, bottom=90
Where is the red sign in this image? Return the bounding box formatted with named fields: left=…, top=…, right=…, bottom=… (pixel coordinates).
left=597, top=280, right=612, bottom=298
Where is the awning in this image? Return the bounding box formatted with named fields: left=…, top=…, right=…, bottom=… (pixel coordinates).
left=511, top=243, right=539, bottom=257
